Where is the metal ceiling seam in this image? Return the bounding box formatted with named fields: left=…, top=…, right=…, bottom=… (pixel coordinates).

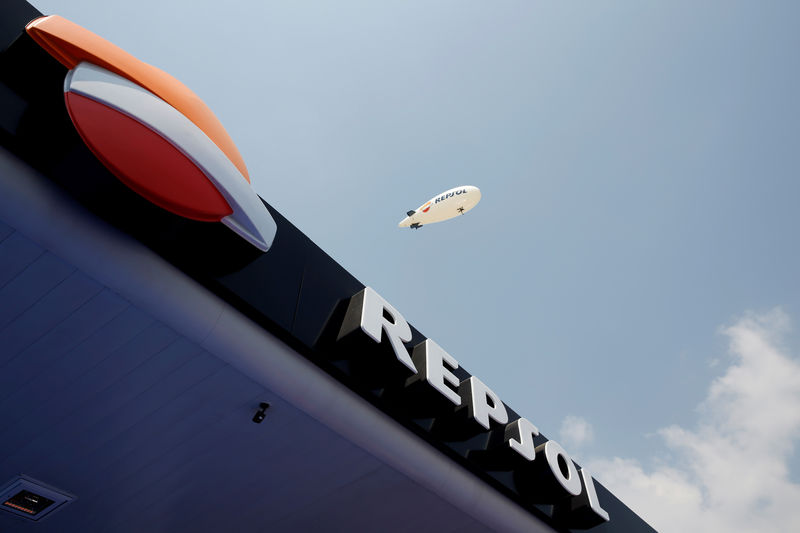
left=0, top=306, right=148, bottom=437
left=68, top=339, right=202, bottom=455
left=0, top=275, right=108, bottom=371
left=0, top=254, right=76, bottom=333
left=0, top=270, right=103, bottom=360
left=77, top=364, right=251, bottom=506
left=0, top=231, right=47, bottom=289
left=0, top=221, right=14, bottom=241
left=89, top=375, right=270, bottom=531
left=0, top=324, right=180, bottom=471
left=0, top=148, right=554, bottom=533
left=0, top=289, right=129, bottom=405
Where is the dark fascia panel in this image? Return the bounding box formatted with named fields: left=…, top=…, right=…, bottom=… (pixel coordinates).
left=0, top=0, right=40, bottom=55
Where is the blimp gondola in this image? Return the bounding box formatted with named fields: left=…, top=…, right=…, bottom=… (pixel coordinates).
left=398, top=186, right=481, bottom=229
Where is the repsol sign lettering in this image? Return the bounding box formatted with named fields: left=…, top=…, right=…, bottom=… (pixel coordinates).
left=434, top=188, right=468, bottom=203
left=336, top=287, right=610, bottom=529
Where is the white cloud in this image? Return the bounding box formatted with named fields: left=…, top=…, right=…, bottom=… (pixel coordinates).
left=560, top=415, right=594, bottom=450
left=589, top=308, right=800, bottom=533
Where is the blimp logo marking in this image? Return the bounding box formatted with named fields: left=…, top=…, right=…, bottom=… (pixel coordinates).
left=25, top=15, right=276, bottom=251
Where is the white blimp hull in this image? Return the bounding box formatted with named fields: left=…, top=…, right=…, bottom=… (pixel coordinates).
left=398, top=186, right=481, bottom=229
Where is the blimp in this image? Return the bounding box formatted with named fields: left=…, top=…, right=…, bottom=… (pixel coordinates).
left=398, top=186, right=481, bottom=229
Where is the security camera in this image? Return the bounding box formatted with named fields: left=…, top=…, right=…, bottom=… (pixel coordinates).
left=252, top=402, right=270, bottom=424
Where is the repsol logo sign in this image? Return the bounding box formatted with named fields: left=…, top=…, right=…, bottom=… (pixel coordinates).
left=336, top=287, right=610, bottom=529
left=434, top=188, right=468, bottom=203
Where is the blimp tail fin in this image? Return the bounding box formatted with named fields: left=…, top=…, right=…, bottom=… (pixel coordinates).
left=406, top=210, right=416, bottom=216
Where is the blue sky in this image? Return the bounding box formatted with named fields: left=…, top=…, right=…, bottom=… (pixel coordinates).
left=29, top=1, right=800, bottom=530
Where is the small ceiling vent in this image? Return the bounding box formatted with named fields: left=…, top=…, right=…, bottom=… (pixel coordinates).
left=0, top=476, right=74, bottom=522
